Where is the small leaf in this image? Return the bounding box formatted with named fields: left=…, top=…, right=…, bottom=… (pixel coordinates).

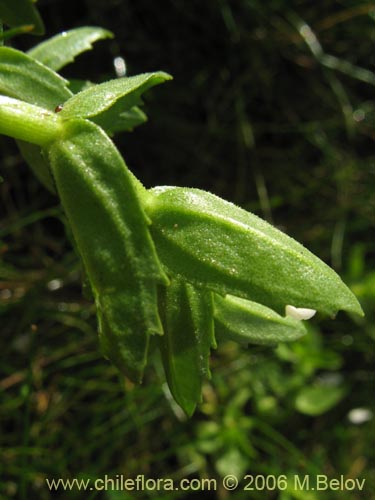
left=0, top=0, right=44, bottom=35
left=65, top=79, right=148, bottom=133
left=47, top=119, right=168, bottom=382
left=214, top=294, right=307, bottom=346
left=159, top=279, right=214, bottom=416
left=59, top=72, right=172, bottom=122
left=0, top=46, right=72, bottom=109
left=17, top=140, right=56, bottom=193
left=28, top=26, right=113, bottom=71
left=295, top=384, right=347, bottom=416
left=96, top=105, right=148, bottom=134
left=145, top=186, right=363, bottom=317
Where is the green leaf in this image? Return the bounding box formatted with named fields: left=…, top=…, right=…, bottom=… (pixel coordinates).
left=159, top=279, right=214, bottom=416
left=28, top=26, right=113, bottom=71
left=47, top=119, right=168, bottom=382
left=96, top=105, right=148, bottom=135
left=17, top=140, right=55, bottom=193
left=0, top=46, right=72, bottom=109
left=214, top=294, right=307, bottom=346
left=145, top=186, right=363, bottom=317
left=0, top=93, right=60, bottom=191
left=65, top=76, right=148, bottom=133
left=295, top=384, right=347, bottom=416
left=0, top=46, right=72, bottom=191
left=59, top=72, right=172, bottom=123
left=0, top=0, right=44, bottom=35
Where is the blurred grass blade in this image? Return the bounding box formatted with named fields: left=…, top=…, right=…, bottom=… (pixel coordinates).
left=0, top=0, right=44, bottom=35
left=214, top=294, right=307, bottom=346
left=28, top=26, right=113, bottom=71
left=291, top=13, right=375, bottom=86
left=0, top=24, right=35, bottom=42
left=320, top=54, right=375, bottom=86
left=47, top=119, right=168, bottom=382
left=59, top=72, right=172, bottom=121
left=159, top=279, right=214, bottom=416
left=0, top=206, right=61, bottom=238
left=145, top=186, right=364, bottom=317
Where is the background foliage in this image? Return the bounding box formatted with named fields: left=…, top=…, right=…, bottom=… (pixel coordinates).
left=1, top=0, right=374, bottom=499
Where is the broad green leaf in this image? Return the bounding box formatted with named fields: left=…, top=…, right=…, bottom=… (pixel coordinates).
left=295, top=384, right=347, bottom=416
left=0, top=0, right=44, bottom=35
left=59, top=72, right=172, bottom=122
left=159, top=279, right=214, bottom=416
left=47, top=119, right=168, bottom=382
left=145, top=186, right=363, bottom=317
left=0, top=46, right=72, bottom=109
left=214, top=294, right=307, bottom=346
left=28, top=26, right=113, bottom=71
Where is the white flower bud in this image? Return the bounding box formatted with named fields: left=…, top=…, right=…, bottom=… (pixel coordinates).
left=285, top=305, right=316, bottom=320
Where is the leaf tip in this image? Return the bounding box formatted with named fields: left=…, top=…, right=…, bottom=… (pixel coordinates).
left=330, top=284, right=365, bottom=318
left=179, top=399, right=197, bottom=418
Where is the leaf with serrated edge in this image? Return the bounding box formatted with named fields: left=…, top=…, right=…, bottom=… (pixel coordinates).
left=214, top=294, right=307, bottom=346
left=59, top=72, right=172, bottom=121
left=28, top=27, right=113, bottom=71
left=145, top=186, right=363, bottom=317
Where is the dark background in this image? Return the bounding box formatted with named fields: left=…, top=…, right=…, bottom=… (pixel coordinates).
left=1, top=1, right=374, bottom=499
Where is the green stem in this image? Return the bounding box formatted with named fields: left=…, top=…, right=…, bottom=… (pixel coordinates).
left=0, top=95, right=62, bottom=146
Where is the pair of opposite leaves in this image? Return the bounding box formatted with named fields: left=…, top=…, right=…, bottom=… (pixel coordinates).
left=0, top=28, right=363, bottom=416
